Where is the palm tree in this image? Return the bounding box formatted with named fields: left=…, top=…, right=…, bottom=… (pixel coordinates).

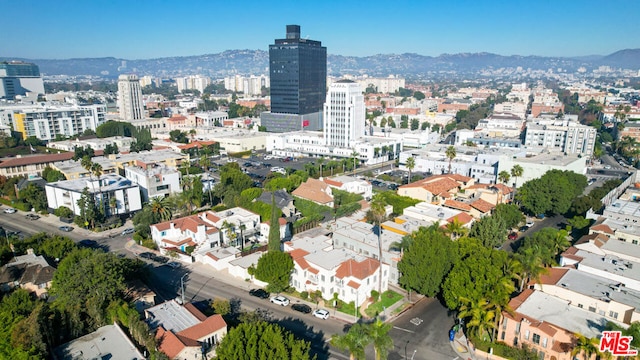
left=239, top=223, right=246, bottom=250
left=330, top=323, right=371, bottom=360
left=510, top=164, right=523, bottom=189
left=351, top=150, right=360, bottom=174
left=445, top=146, right=456, bottom=174
left=370, top=194, right=387, bottom=295
left=390, top=234, right=414, bottom=256
left=458, top=297, right=497, bottom=342
left=444, top=218, right=467, bottom=240
left=516, top=248, right=548, bottom=292
left=109, top=196, right=118, bottom=216
left=571, top=333, right=601, bottom=360
left=369, top=319, right=393, bottom=360
left=317, top=157, right=325, bottom=178
left=150, top=197, right=172, bottom=222
left=497, top=170, right=511, bottom=185
left=222, top=221, right=237, bottom=247
left=552, top=229, right=571, bottom=257
left=405, top=156, right=415, bottom=184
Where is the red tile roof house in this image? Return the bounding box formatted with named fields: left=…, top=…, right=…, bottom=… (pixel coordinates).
left=397, top=174, right=474, bottom=204
left=292, top=178, right=334, bottom=207
left=146, top=299, right=227, bottom=360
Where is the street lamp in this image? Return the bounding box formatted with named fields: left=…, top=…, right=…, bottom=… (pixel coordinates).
left=180, top=273, right=188, bottom=305
left=405, top=340, right=409, bottom=359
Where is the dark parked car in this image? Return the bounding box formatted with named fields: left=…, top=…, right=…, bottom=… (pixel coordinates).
left=25, top=213, right=40, bottom=220
left=139, top=252, right=154, bottom=259
left=249, top=288, right=270, bottom=299
left=79, top=239, right=98, bottom=248
left=291, top=304, right=312, bottom=314
left=153, top=255, right=169, bottom=264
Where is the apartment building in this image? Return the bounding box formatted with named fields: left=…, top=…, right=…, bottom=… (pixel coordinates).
left=323, top=80, right=366, bottom=148
left=124, top=164, right=181, bottom=202
left=323, top=175, right=372, bottom=200
left=45, top=174, right=143, bottom=217
left=0, top=103, right=106, bottom=141
left=117, top=74, right=145, bottom=120
left=175, top=75, right=211, bottom=93
left=524, top=118, right=597, bottom=156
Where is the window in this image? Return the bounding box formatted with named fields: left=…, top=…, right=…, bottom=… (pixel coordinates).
left=532, top=333, right=541, bottom=345
left=542, top=337, right=547, bottom=348
left=588, top=306, right=596, bottom=313
left=609, top=311, right=618, bottom=319
left=525, top=330, right=530, bottom=340
left=503, top=318, right=508, bottom=329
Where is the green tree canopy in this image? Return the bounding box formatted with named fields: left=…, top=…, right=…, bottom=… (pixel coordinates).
left=516, top=170, right=587, bottom=216
left=95, top=120, right=136, bottom=138
left=442, top=238, right=512, bottom=309
left=216, top=321, right=312, bottom=360
left=492, top=203, right=525, bottom=229
left=398, top=226, right=455, bottom=297
left=469, top=215, right=507, bottom=248
left=254, top=251, right=293, bottom=293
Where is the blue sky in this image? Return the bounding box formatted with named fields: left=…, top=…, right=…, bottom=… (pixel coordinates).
left=3, top=0, right=638, bottom=59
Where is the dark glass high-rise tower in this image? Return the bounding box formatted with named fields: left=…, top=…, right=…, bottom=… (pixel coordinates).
left=262, top=25, right=327, bottom=132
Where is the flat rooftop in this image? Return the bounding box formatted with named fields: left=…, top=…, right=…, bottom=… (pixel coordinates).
left=146, top=300, right=200, bottom=333
left=575, top=249, right=640, bottom=287
left=53, top=324, right=145, bottom=360
left=556, top=268, right=640, bottom=309
left=516, top=152, right=582, bottom=166
left=46, top=174, right=136, bottom=193
left=517, top=291, right=615, bottom=338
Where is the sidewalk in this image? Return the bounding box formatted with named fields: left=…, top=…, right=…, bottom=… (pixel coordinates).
left=32, top=210, right=133, bottom=239
left=125, top=239, right=411, bottom=324
left=450, top=329, right=476, bottom=360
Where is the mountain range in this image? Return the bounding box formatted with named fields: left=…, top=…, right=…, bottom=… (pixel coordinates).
left=2, top=49, right=639, bottom=79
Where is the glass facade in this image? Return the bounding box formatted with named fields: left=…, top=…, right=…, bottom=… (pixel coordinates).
left=268, top=25, right=326, bottom=131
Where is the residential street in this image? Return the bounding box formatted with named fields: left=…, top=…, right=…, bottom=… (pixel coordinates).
left=0, top=210, right=459, bottom=360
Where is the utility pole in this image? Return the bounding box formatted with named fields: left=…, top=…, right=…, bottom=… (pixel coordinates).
left=180, top=273, right=188, bottom=305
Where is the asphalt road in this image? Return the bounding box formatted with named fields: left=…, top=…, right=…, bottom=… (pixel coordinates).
left=1, top=208, right=458, bottom=360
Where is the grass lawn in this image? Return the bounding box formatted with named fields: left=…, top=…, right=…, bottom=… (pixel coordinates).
left=335, top=300, right=359, bottom=319
left=365, top=290, right=403, bottom=317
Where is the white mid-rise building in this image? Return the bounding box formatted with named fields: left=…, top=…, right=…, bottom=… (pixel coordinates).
left=524, top=117, right=597, bottom=156
left=353, top=75, right=405, bottom=94
left=323, top=80, right=365, bottom=148
left=0, top=103, right=106, bottom=141
left=45, top=174, right=142, bottom=217
left=124, top=165, right=181, bottom=202
left=175, top=75, right=211, bottom=94
left=118, top=74, right=145, bottom=120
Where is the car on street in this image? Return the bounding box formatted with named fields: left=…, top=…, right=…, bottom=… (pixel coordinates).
left=508, top=232, right=518, bottom=240
left=153, top=255, right=169, bottom=264
left=525, top=221, right=534, bottom=228
left=166, top=261, right=181, bottom=269
left=25, top=213, right=40, bottom=220
left=292, top=303, right=312, bottom=314
left=59, top=226, right=73, bottom=232
left=79, top=239, right=98, bottom=248
left=270, top=295, right=290, bottom=306
left=313, top=309, right=330, bottom=320
left=4, top=208, right=16, bottom=214
left=139, top=252, right=154, bottom=259
left=121, top=228, right=135, bottom=236
left=249, top=288, right=270, bottom=299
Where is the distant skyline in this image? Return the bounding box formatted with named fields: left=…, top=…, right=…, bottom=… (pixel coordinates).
left=3, top=0, right=638, bottom=60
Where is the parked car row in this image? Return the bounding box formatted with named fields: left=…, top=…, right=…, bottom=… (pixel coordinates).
left=249, top=288, right=330, bottom=320
left=138, top=252, right=169, bottom=264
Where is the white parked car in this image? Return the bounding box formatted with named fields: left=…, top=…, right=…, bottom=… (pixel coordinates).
left=270, top=295, right=290, bottom=306
left=3, top=208, right=16, bottom=214
left=121, top=228, right=135, bottom=235
left=525, top=221, right=535, bottom=228
left=313, top=309, right=330, bottom=320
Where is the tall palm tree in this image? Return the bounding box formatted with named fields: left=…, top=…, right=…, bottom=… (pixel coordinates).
left=370, top=194, right=387, bottom=295
left=497, top=170, right=511, bottom=185
left=516, top=248, right=548, bottom=292
left=552, top=229, right=571, bottom=257
left=405, top=156, right=415, bottom=184
left=510, top=165, right=523, bottom=189
left=369, top=319, right=393, bottom=360
left=571, top=334, right=601, bottom=360
left=317, top=157, right=325, bottom=178
left=330, top=323, right=371, bottom=360
left=239, top=223, right=246, bottom=250
left=445, top=146, right=456, bottom=174
left=150, top=197, right=172, bottom=222
left=222, top=221, right=237, bottom=247
left=109, top=196, right=118, bottom=216
left=351, top=150, right=360, bottom=174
